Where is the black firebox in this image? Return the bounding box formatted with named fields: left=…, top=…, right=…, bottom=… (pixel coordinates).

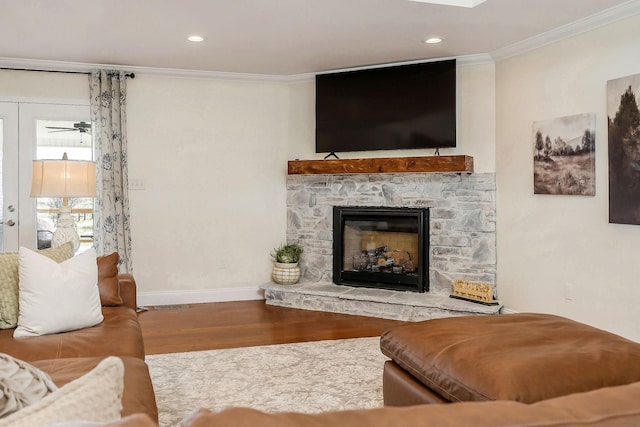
left=332, top=206, right=429, bottom=292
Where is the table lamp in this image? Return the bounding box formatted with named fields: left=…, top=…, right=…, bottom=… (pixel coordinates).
left=30, top=153, right=97, bottom=251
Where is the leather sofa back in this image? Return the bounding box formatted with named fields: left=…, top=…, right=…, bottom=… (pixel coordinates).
left=0, top=274, right=144, bottom=362
left=178, top=381, right=640, bottom=427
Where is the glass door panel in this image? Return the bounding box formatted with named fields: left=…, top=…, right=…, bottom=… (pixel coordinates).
left=17, top=103, right=91, bottom=250
left=35, top=119, right=94, bottom=251
left=0, top=102, right=19, bottom=252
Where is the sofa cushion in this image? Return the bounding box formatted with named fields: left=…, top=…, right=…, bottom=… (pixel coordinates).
left=380, top=313, right=640, bottom=403
left=14, top=247, right=103, bottom=337
left=0, top=353, right=58, bottom=417
left=179, top=381, right=640, bottom=427
left=0, top=243, right=74, bottom=330
left=97, top=252, right=123, bottom=307
left=0, top=356, right=124, bottom=427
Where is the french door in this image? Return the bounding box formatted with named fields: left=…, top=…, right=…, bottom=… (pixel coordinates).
left=0, top=101, right=91, bottom=252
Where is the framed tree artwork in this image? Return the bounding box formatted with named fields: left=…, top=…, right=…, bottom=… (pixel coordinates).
left=533, top=113, right=596, bottom=196
left=608, top=73, right=640, bottom=225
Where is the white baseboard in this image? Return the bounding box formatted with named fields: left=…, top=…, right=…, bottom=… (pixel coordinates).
left=137, top=285, right=266, bottom=307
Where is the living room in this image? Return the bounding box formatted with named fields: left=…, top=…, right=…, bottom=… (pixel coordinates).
left=1, top=2, right=639, bottom=339
left=2, top=1, right=640, bottom=425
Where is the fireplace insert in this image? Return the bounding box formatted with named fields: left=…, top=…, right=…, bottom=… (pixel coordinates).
left=333, top=206, right=429, bottom=292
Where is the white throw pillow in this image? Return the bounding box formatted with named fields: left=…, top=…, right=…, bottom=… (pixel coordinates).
left=14, top=247, right=104, bottom=338
left=0, top=356, right=124, bottom=427
left=0, top=242, right=75, bottom=329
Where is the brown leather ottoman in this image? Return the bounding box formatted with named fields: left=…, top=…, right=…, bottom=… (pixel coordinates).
left=380, top=313, right=640, bottom=406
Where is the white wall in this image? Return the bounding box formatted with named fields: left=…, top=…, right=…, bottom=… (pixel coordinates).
left=127, top=76, right=291, bottom=304
left=496, top=13, right=640, bottom=341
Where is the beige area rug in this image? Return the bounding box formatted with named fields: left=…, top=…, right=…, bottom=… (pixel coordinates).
left=146, top=337, right=387, bottom=427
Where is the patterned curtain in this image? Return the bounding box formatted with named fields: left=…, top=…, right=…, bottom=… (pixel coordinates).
left=89, top=70, right=132, bottom=272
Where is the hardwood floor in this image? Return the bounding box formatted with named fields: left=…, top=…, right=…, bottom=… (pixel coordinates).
left=139, top=300, right=406, bottom=355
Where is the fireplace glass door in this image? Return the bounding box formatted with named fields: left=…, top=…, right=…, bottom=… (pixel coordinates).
left=333, top=206, right=429, bottom=292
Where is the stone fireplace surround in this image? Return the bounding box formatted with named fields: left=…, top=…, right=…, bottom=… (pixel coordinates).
left=262, top=165, right=500, bottom=320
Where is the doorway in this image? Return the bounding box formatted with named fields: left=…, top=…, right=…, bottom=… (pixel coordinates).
left=0, top=101, right=91, bottom=252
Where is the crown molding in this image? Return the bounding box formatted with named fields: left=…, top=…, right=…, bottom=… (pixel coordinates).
left=456, top=53, right=494, bottom=66
left=0, top=57, right=94, bottom=74
left=0, top=56, right=305, bottom=83
left=317, top=54, right=494, bottom=75
left=491, top=0, right=640, bottom=62
left=0, top=55, right=492, bottom=83
left=129, top=65, right=310, bottom=83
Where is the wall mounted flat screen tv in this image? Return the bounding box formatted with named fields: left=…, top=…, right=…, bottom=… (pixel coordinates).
left=315, top=59, right=456, bottom=154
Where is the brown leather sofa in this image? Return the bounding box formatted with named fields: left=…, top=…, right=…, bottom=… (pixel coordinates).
left=45, top=312, right=640, bottom=426
left=0, top=257, right=158, bottom=423
left=105, top=380, right=640, bottom=426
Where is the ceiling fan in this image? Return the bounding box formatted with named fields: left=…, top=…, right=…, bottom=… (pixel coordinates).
left=46, top=121, right=92, bottom=134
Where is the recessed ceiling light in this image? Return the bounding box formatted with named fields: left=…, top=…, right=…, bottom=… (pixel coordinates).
left=424, top=37, right=443, bottom=44
left=187, top=35, right=206, bottom=42
left=408, top=0, right=486, bottom=7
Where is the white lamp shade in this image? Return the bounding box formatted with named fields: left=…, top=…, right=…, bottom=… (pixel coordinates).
left=30, top=159, right=97, bottom=198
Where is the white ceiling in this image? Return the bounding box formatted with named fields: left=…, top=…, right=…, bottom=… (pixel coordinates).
left=0, top=0, right=637, bottom=77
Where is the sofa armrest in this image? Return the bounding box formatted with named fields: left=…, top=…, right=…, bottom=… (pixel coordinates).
left=118, top=274, right=137, bottom=310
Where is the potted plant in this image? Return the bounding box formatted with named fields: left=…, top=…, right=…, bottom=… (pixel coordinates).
left=271, top=243, right=303, bottom=266
left=271, top=243, right=303, bottom=284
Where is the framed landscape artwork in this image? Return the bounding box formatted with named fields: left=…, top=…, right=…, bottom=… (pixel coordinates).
left=608, top=73, right=640, bottom=225
left=533, top=113, right=596, bottom=196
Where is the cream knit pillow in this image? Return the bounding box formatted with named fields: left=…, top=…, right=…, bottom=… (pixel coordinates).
left=0, top=357, right=124, bottom=427
left=0, top=242, right=74, bottom=329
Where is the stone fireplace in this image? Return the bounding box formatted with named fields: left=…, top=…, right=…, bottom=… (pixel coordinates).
left=262, top=160, right=500, bottom=320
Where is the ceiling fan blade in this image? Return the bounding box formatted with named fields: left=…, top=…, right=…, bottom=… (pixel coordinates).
left=45, top=126, right=76, bottom=130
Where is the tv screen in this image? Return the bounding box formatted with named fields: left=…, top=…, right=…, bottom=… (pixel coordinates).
left=315, top=59, right=456, bottom=154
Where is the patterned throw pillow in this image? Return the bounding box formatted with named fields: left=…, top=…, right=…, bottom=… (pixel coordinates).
left=0, top=356, right=124, bottom=427
left=0, top=353, right=58, bottom=418
left=0, top=243, right=75, bottom=329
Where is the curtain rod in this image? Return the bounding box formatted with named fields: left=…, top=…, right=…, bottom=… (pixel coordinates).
left=0, top=67, right=135, bottom=79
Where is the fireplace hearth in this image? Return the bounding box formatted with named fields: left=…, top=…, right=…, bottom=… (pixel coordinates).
left=333, top=206, right=429, bottom=292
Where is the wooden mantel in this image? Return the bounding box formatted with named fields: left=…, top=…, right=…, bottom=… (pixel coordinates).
left=288, top=155, right=473, bottom=175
